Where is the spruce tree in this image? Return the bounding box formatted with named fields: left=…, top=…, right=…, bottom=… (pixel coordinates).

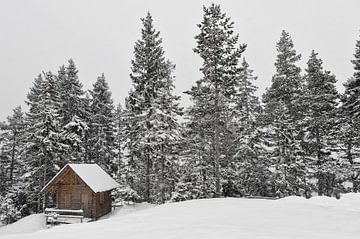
left=262, top=30, right=305, bottom=196
left=185, top=4, right=246, bottom=196
left=24, top=71, right=67, bottom=212
left=231, top=59, right=269, bottom=196
left=340, top=34, right=360, bottom=191
left=302, top=50, right=339, bottom=195
left=57, top=60, right=87, bottom=162
left=0, top=106, right=26, bottom=188
left=125, top=12, right=182, bottom=203
left=88, top=73, right=116, bottom=173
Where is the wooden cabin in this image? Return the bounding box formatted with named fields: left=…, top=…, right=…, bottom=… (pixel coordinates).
left=41, top=164, right=119, bottom=219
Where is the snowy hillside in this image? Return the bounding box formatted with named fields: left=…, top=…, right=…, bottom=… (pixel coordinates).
left=2, top=195, right=360, bottom=239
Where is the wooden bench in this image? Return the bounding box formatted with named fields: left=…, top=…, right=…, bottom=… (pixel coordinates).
left=45, top=208, right=84, bottom=224
left=112, top=201, right=124, bottom=211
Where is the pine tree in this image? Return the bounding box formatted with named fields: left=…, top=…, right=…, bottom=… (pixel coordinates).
left=24, top=71, right=67, bottom=212
left=0, top=106, right=26, bottom=188
left=340, top=34, right=360, bottom=191
left=88, top=73, right=116, bottom=173
left=185, top=4, right=246, bottom=196
left=57, top=60, right=87, bottom=162
left=58, top=59, right=85, bottom=125
left=82, top=92, right=92, bottom=164
left=302, top=50, right=340, bottom=195
left=0, top=149, right=7, bottom=194
left=230, top=59, right=270, bottom=196
left=262, top=30, right=305, bottom=196
left=125, top=12, right=183, bottom=203
left=114, top=103, right=126, bottom=181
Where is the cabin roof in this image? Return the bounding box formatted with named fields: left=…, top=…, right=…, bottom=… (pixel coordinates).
left=41, top=164, right=119, bottom=193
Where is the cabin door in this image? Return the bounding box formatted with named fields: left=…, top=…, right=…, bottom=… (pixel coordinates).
left=81, top=192, right=91, bottom=217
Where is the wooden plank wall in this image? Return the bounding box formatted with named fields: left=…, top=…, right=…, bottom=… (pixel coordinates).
left=49, top=167, right=113, bottom=219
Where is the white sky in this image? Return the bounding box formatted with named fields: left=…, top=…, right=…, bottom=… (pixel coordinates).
left=0, top=0, right=359, bottom=121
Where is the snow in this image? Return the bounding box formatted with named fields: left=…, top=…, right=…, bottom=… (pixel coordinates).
left=2, top=195, right=360, bottom=239
left=0, top=214, right=46, bottom=236
left=42, top=164, right=119, bottom=193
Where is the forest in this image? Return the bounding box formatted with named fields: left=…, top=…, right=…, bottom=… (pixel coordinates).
left=1, top=3, right=360, bottom=224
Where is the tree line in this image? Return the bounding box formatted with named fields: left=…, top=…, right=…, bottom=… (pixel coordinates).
left=1, top=4, right=360, bottom=224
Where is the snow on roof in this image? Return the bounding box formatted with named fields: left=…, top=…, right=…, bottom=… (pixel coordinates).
left=41, top=164, right=119, bottom=193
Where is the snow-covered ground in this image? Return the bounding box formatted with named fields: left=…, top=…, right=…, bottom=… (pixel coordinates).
left=2, top=195, right=360, bottom=239
left=0, top=213, right=47, bottom=236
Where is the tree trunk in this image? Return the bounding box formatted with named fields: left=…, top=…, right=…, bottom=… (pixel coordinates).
left=9, top=132, right=17, bottom=187
left=347, top=136, right=353, bottom=165
left=160, top=155, right=166, bottom=203
left=145, top=150, right=151, bottom=202
left=214, top=84, right=221, bottom=196
left=42, top=157, right=48, bottom=212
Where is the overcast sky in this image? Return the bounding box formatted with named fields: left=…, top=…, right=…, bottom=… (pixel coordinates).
left=0, top=0, right=359, bottom=121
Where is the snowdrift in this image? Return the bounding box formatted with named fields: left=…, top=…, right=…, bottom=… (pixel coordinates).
left=0, top=213, right=46, bottom=236
left=2, top=194, right=360, bottom=239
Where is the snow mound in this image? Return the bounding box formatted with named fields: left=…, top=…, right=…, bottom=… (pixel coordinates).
left=2, top=195, right=360, bottom=239
left=279, top=193, right=360, bottom=212
left=0, top=213, right=46, bottom=236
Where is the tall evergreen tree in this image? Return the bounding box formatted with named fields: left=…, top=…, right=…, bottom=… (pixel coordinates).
left=88, top=74, right=116, bottom=173
left=340, top=34, right=360, bottom=191
left=262, top=30, right=305, bottom=196
left=125, top=12, right=183, bottom=203
left=302, top=50, right=340, bottom=195
left=57, top=60, right=84, bottom=125
left=0, top=106, right=26, bottom=188
left=230, top=59, right=270, bottom=196
left=185, top=4, right=246, bottom=196
left=24, top=71, right=67, bottom=212
left=114, top=103, right=125, bottom=180
left=57, top=60, right=87, bottom=162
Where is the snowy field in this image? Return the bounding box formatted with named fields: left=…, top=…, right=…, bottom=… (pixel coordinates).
left=2, top=194, right=360, bottom=239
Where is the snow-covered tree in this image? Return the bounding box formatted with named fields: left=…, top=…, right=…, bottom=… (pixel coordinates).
left=125, top=12, right=183, bottom=203
left=262, top=30, right=306, bottom=196
left=0, top=195, right=21, bottom=225
left=302, top=50, right=340, bottom=195
left=57, top=60, right=88, bottom=162
left=87, top=74, right=116, bottom=173
left=57, top=60, right=85, bottom=125
left=113, top=104, right=125, bottom=180
left=230, top=59, right=270, bottom=197
left=0, top=106, right=26, bottom=188
left=185, top=3, right=246, bottom=196
left=24, top=71, right=67, bottom=212
left=339, top=35, right=360, bottom=191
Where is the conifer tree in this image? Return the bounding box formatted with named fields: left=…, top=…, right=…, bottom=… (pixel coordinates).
left=88, top=74, right=116, bottom=173
left=114, top=103, right=125, bottom=180
left=57, top=60, right=83, bottom=125
left=302, top=50, right=339, bottom=195
left=230, top=59, right=269, bottom=196
left=125, top=12, right=182, bottom=203
left=0, top=106, right=26, bottom=188
left=57, top=60, right=87, bottom=162
left=340, top=34, right=360, bottom=191
left=185, top=4, right=246, bottom=196
left=24, top=71, right=67, bottom=212
left=82, top=92, right=93, bottom=164
left=262, top=30, right=305, bottom=196
left=0, top=149, right=7, bottom=194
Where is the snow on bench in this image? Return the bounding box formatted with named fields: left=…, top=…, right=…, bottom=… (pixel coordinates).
left=45, top=208, right=84, bottom=224
left=45, top=208, right=84, bottom=214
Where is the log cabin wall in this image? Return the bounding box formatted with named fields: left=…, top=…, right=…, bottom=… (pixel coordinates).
left=44, top=165, right=114, bottom=219
left=92, top=191, right=112, bottom=218
left=49, top=167, right=95, bottom=218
